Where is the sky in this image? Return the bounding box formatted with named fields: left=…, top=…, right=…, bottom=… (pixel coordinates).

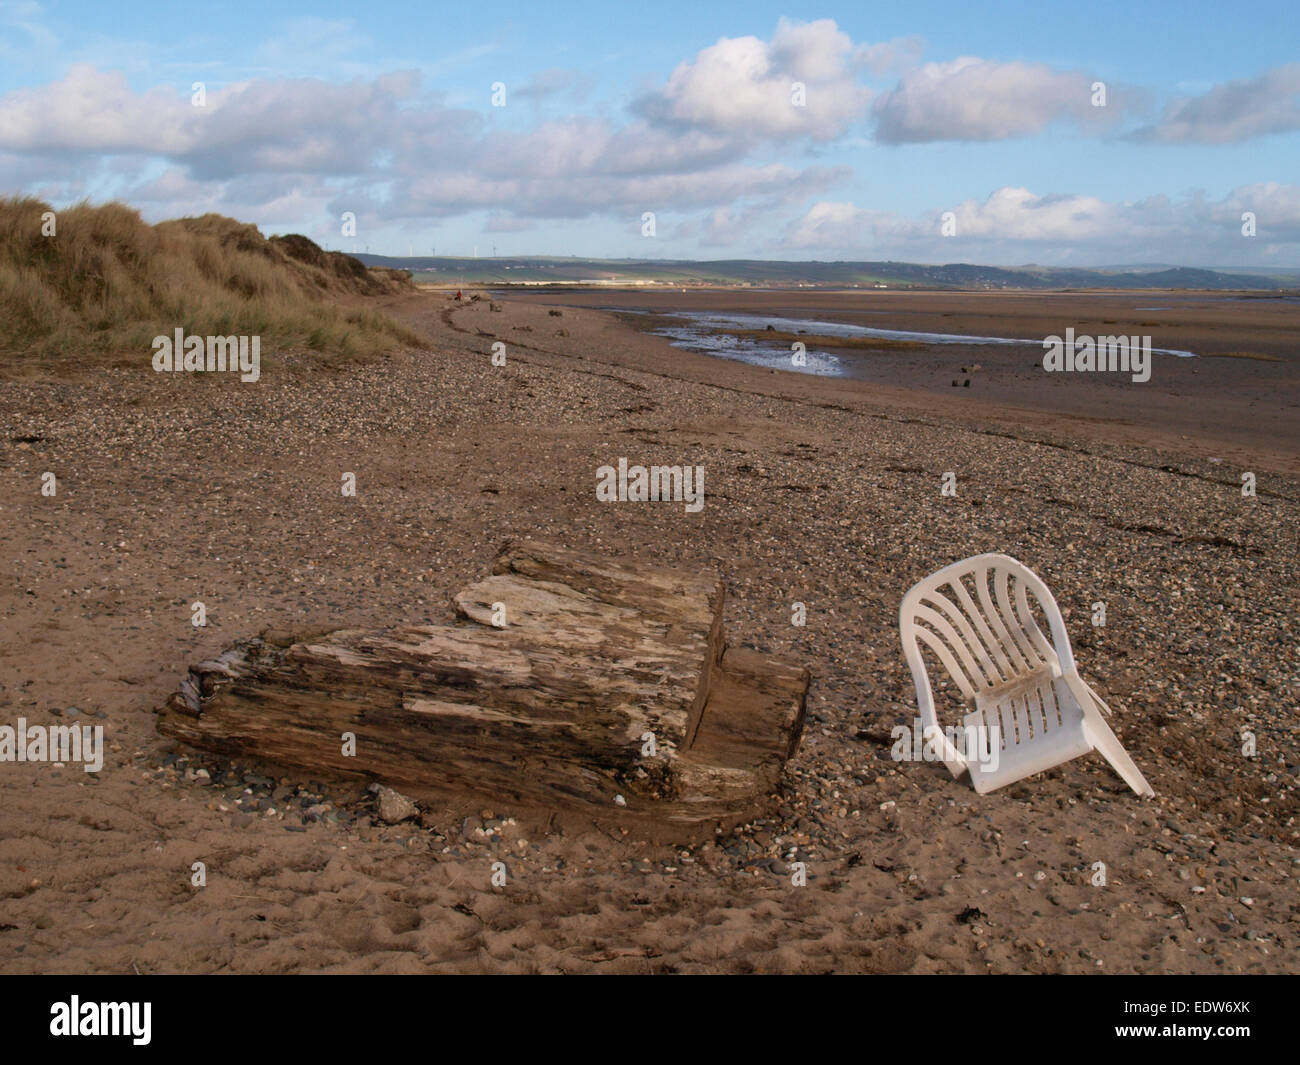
left=1, top=0, right=1297, bottom=267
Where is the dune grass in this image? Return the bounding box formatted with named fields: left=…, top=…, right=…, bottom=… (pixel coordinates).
left=0, top=197, right=421, bottom=376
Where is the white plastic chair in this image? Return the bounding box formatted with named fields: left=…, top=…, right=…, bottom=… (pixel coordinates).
left=899, top=553, right=1153, bottom=796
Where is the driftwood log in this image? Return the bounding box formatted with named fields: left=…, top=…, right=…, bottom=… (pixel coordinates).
left=158, top=540, right=808, bottom=832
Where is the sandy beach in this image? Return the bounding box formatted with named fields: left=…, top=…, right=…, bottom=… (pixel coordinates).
left=0, top=289, right=1296, bottom=974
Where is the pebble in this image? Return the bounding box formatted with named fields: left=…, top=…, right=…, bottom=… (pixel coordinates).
left=376, top=786, right=419, bottom=824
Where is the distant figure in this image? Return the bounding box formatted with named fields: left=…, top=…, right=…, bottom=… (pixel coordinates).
left=455, top=289, right=463, bottom=301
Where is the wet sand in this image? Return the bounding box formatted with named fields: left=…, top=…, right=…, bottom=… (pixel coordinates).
left=507, top=287, right=1300, bottom=476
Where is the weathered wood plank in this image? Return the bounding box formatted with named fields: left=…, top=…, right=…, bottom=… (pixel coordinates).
left=157, top=540, right=807, bottom=834
left=671, top=647, right=811, bottom=824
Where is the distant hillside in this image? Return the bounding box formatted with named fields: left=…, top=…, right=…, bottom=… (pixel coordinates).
left=356, top=253, right=1289, bottom=291
left=1, top=198, right=418, bottom=373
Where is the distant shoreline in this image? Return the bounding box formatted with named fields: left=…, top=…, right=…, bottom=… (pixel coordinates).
left=501, top=286, right=1300, bottom=476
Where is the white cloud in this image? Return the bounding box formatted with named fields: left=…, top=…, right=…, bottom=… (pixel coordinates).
left=945, top=186, right=1117, bottom=240
left=0, top=65, right=432, bottom=172
left=2, top=26, right=1295, bottom=266
left=872, top=57, right=1110, bottom=143
left=636, top=18, right=872, bottom=140
left=782, top=184, right=1300, bottom=265
left=184, top=71, right=429, bottom=178
left=854, top=36, right=925, bottom=76
left=1133, top=64, right=1300, bottom=144
left=783, top=200, right=899, bottom=248
left=0, top=64, right=851, bottom=227
left=0, top=65, right=194, bottom=153
left=370, top=160, right=846, bottom=222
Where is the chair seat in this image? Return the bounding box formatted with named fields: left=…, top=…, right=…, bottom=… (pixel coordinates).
left=964, top=671, right=1093, bottom=792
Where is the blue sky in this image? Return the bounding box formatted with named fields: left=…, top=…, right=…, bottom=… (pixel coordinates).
left=1, top=0, right=1297, bottom=266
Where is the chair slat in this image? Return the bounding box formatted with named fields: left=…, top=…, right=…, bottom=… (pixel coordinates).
left=995, top=699, right=1020, bottom=749
left=1012, top=694, right=1033, bottom=743
left=1026, top=682, right=1050, bottom=736
left=914, top=599, right=994, bottom=691
left=976, top=566, right=1033, bottom=676
left=947, top=574, right=1016, bottom=682
left=912, top=614, right=980, bottom=699
left=923, top=589, right=1000, bottom=688
left=995, top=568, right=1044, bottom=668
left=1013, top=578, right=1057, bottom=664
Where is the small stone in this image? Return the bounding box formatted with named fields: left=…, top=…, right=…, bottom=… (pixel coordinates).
left=376, top=786, right=419, bottom=823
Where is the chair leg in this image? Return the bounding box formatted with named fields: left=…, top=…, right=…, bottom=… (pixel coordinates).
left=1083, top=716, right=1154, bottom=797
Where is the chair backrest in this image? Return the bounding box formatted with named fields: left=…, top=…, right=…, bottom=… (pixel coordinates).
left=900, top=553, right=1076, bottom=713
